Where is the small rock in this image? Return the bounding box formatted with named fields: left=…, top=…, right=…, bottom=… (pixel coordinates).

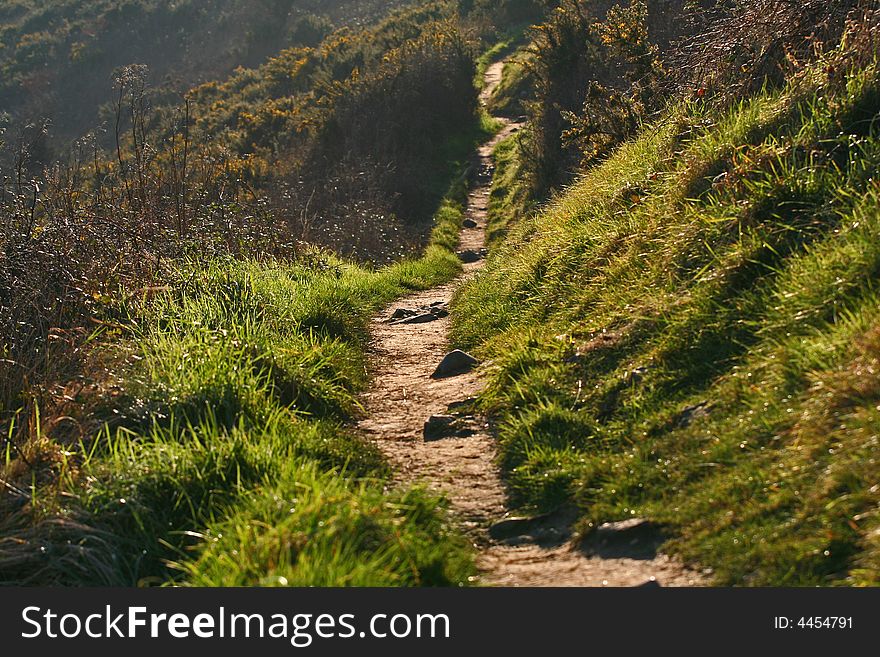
left=489, top=517, right=536, bottom=541
left=388, top=308, right=417, bottom=321
left=431, top=350, right=479, bottom=379
left=596, top=518, right=656, bottom=538
left=390, top=301, right=451, bottom=325
left=395, top=313, right=439, bottom=325
left=488, top=513, right=558, bottom=542
left=423, top=415, right=477, bottom=441
left=582, top=518, right=664, bottom=559
left=463, top=219, right=478, bottom=229
left=424, top=415, right=458, bottom=441
left=458, top=250, right=484, bottom=264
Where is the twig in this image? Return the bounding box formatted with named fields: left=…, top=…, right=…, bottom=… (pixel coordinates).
left=0, top=477, right=31, bottom=501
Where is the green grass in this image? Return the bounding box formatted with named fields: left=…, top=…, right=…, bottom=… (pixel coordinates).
left=486, top=47, right=533, bottom=118
left=474, top=27, right=531, bottom=91
left=485, top=129, right=534, bottom=249
left=2, top=128, right=482, bottom=586
left=452, top=52, right=880, bottom=586
left=183, top=471, right=470, bottom=587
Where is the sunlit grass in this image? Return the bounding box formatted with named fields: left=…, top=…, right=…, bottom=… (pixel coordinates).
left=1, top=157, right=474, bottom=587
left=453, top=55, right=880, bottom=586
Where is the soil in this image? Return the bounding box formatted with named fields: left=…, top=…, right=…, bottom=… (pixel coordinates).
left=357, top=61, right=708, bottom=587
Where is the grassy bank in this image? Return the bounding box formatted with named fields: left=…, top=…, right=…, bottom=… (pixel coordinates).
left=0, top=127, right=488, bottom=585
left=453, top=48, right=880, bottom=586
left=484, top=129, right=534, bottom=250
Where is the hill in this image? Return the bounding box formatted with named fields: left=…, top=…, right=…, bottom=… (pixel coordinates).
left=0, top=0, right=542, bottom=587
left=3, top=0, right=880, bottom=588
left=453, top=0, right=880, bottom=585
left=0, top=0, right=419, bottom=151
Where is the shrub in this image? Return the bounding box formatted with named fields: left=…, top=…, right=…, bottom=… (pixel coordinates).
left=665, top=0, right=874, bottom=100
left=520, top=1, right=669, bottom=195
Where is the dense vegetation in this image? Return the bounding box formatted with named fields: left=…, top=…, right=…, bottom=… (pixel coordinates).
left=0, top=0, right=515, bottom=586
left=186, top=3, right=483, bottom=258
left=1, top=1, right=483, bottom=452
left=454, top=0, right=880, bottom=585
left=1, top=205, right=472, bottom=585
left=0, top=0, right=421, bottom=149
left=3, top=0, right=880, bottom=588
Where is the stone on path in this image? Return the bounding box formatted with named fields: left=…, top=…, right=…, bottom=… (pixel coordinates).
left=463, top=218, right=478, bottom=229
left=390, top=302, right=450, bottom=325
left=458, top=249, right=485, bottom=264
left=582, top=518, right=664, bottom=560
left=423, top=414, right=478, bottom=441
left=424, top=415, right=457, bottom=441
left=431, top=350, right=479, bottom=379
left=388, top=308, right=417, bottom=321
left=489, top=517, right=537, bottom=541
left=397, top=313, right=440, bottom=325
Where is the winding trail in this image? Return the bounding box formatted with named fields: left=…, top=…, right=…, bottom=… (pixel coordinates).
left=358, top=61, right=707, bottom=587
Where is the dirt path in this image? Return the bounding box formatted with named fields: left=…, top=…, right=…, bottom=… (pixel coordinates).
left=358, top=61, right=707, bottom=587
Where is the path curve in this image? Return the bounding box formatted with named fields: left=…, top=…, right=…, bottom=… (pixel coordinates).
left=358, top=61, right=707, bottom=587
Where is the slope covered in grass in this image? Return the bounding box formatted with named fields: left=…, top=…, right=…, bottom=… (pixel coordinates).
left=0, top=175, right=475, bottom=586
left=0, top=1, right=529, bottom=587
left=453, top=45, right=880, bottom=585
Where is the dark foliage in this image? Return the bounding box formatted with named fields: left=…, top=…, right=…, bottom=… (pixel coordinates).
left=666, top=0, right=877, bottom=99
left=521, top=1, right=683, bottom=194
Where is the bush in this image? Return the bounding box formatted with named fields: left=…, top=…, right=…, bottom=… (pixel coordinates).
left=665, top=0, right=873, bottom=100
left=304, top=24, right=478, bottom=227
left=520, top=1, right=668, bottom=195
left=453, top=23, right=880, bottom=583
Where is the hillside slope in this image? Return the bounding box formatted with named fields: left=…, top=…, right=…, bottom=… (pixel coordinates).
left=0, top=1, right=513, bottom=587
left=0, top=0, right=419, bottom=149
left=453, top=23, right=880, bottom=585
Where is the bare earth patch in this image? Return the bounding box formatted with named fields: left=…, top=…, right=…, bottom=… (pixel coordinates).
left=358, top=61, right=708, bottom=587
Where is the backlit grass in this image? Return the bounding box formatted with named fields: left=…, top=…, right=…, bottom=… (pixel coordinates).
left=453, top=51, right=880, bottom=586
left=1, top=161, right=475, bottom=587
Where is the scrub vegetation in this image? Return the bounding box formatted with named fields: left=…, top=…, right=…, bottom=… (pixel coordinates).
left=0, top=0, right=527, bottom=586
left=3, top=0, right=880, bottom=587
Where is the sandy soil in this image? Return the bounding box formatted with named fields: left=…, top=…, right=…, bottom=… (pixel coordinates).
left=357, top=61, right=708, bottom=587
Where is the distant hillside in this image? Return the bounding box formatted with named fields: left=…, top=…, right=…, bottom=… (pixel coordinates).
left=0, top=0, right=419, bottom=149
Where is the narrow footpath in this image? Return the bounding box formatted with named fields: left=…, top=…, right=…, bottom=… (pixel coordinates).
left=358, top=61, right=707, bottom=587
